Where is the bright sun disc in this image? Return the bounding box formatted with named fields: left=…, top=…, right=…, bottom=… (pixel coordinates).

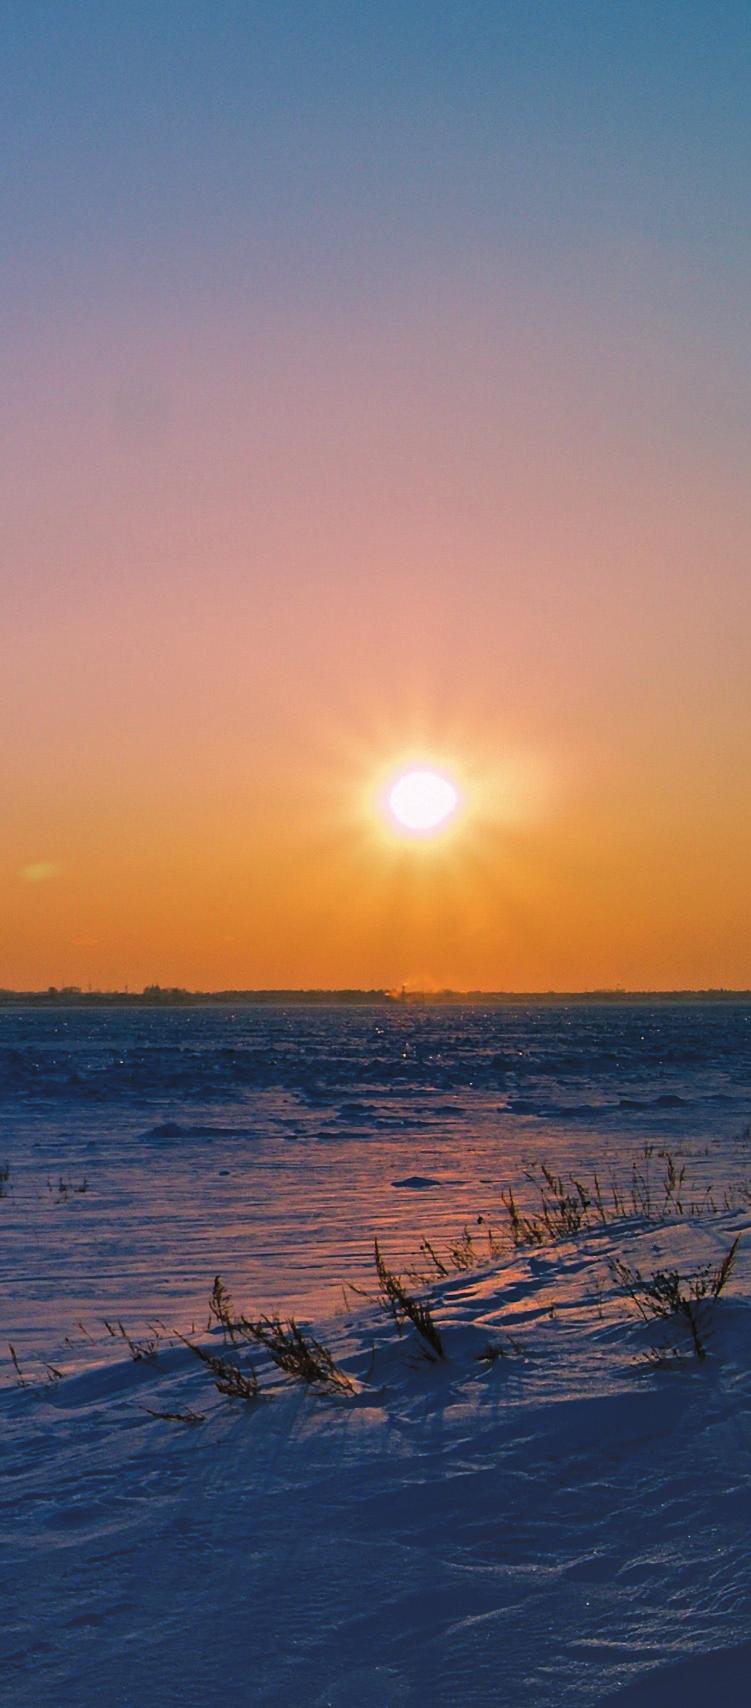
left=388, top=769, right=459, bottom=832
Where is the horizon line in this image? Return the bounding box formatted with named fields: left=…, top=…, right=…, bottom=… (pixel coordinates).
left=2, top=985, right=751, bottom=1005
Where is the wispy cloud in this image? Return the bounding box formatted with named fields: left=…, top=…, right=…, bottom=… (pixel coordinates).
left=21, top=862, right=62, bottom=883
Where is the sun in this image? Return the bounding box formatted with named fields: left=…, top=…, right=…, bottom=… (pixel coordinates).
left=388, top=768, right=459, bottom=833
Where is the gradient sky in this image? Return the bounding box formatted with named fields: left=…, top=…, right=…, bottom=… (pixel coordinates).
left=2, top=1, right=750, bottom=990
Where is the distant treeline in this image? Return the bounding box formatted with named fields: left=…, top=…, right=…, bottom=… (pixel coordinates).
left=1, top=986, right=751, bottom=1008
left=0, top=986, right=387, bottom=1007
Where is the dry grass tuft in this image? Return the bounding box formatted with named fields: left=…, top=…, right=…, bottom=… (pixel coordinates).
left=611, top=1235, right=741, bottom=1361
left=496, top=1148, right=731, bottom=1252
left=475, top=1332, right=524, bottom=1363
left=8, top=1344, right=62, bottom=1387
left=233, top=1314, right=355, bottom=1394
left=447, top=1226, right=477, bottom=1271
left=418, top=1219, right=501, bottom=1279
left=176, top=1331, right=259, bottom=1400
left=374, top=1239, right=445, bottom=1360
left=142, top=1406, right=205, bottom=1425
left=418, top=1238, right=448, bottom=1277
left=208, top=1274, right=240, bottom=1342
left=104, top=1319, right=160, bottom=1361
left=207, top=1274, right=354, bottom=1394
left=48, top=1176, right=89, bottom=1200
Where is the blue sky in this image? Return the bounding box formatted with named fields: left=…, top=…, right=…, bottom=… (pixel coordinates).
left=2, top=1, right=749, bottom=313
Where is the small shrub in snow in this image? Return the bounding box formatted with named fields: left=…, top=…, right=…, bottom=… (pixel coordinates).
left=208, top=1274, right=354, bottom=1394
left=611, top=1234, right=741, bottom=1361
left=234, top=1314, right=355, bottom=1395
left=475, top=1334, right=524, bottom=1363
left=501, top=1164, right=593, bottom=1243
left=177, top=1332, right=259, bottom=1401
left=374, top=1239, right=445, bottom=1360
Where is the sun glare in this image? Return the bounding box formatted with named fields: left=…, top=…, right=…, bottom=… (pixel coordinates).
left=388, top=768, right=459, bottom=833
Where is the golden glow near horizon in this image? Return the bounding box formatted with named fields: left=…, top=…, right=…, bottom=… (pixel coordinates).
left=387, top=768, right=459, bottom=834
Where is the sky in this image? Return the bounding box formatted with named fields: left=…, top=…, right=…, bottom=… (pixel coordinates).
left=2, top=1, right=750, bottom=991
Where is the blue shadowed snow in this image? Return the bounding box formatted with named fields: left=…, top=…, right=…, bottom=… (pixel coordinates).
left=1, top=1003, right=750, bottom=1706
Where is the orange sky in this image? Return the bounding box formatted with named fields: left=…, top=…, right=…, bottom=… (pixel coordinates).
left=2, top=6, right=750, bottom=989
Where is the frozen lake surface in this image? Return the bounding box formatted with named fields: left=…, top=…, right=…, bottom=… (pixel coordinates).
left=2, top=1001, right=750, bottom=1341
left=1, top=1003, right=750, bottom=1705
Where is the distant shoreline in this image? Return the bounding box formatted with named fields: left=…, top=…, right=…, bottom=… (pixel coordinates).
left=2, top=987, right=751, bottom=1008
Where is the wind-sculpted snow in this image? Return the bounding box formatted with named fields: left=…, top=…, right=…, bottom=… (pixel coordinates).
left=1, top=1004, right=751, bottom=1704
left=2, top=1206, right=750, bottom=1707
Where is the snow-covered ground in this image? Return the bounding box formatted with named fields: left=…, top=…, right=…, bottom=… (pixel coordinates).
left=2, top=1004, right=750, bottom=1705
